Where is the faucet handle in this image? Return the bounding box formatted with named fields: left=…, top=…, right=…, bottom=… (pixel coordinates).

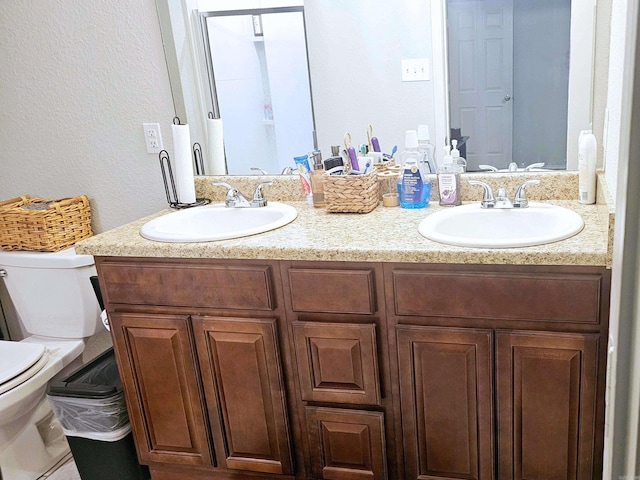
left=468, top=180, right=495, bottom=208
left=252, top=181, right=273, bottom=206
left=211, top=181, right=234, bottom=191
left=513, top=179, right=540, bottom=208
left=212, top=181, right=241, bottom=206
left=524, top=162, right=545, bottom=171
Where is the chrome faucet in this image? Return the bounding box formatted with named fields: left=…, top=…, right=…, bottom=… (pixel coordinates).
left=495, top=187, right=513, bottom=208
left=212, top=181, right=273, bottom=208
left=478, top=162, right=545, bottom=172
left=468, top=179, right=540, bottom=209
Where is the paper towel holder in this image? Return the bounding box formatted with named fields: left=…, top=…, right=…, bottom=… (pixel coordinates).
left=159, top=150, right=210, bottom=209
left=193, top=142, right=205, bottom=175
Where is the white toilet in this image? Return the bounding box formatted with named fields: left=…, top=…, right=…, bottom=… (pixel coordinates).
left=0, top=247, right=102, bottom=480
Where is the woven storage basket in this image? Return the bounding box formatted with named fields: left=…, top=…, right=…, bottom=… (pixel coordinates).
left=0, top=195, right=93, bottom=252
left=323, top=170, right=379, bottom=213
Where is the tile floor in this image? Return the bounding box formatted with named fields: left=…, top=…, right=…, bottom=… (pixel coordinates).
left=38, top=453, right=80, bottom=480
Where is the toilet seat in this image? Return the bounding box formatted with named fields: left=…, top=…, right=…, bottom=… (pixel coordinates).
left=0, top=342, right=48, bottom=395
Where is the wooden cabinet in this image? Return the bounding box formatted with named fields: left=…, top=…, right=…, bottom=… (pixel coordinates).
left=292, top=321, right=381, bottom=405
left=305, top=407, right=387, bottom=480
left=192, top=316, right=293, bottom=475
left=496, top=330, right=599, bottom=480
left=281, top=261, right=393, bottom=480
left=109, top=312, right=211, bottom=467
left=101, top=258, right=295, bottom=480
left=98, top=258, right=610, bottom=480
left=397, top=326, right=494, bottom=480
left=389, top=263, right=610, bottom=480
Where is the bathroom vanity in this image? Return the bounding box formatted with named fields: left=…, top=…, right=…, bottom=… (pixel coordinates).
left=78, top=174, right=613, bottom=480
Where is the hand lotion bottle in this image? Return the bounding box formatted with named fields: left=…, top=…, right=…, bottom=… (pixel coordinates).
left=437, top=146, right=462, bottom=206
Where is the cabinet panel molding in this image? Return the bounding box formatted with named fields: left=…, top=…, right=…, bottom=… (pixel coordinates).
left=392, top=270, right=602, bottom=324
left=193, top=316, right=294, bottom=475
left=306, top=407, right=387, bottom=480
left=496, top=330, right=599, bottom=480
left=101, top=261, right=275, bottom=310
left=110, top=312, right=211, bottom=466
left=287, top=267, right=376, bottom=314
left=293, top=322, right=381, bottom=405
left=397, top=325, right=494, bottom=480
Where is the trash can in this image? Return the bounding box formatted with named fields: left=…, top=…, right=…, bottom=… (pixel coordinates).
left=46, top=348, right=149, bottom=480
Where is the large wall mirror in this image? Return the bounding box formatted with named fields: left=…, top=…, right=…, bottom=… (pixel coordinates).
left=157, top=0, right=596, bottom=175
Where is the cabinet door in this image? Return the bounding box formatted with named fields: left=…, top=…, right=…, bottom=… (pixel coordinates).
left=397, top=326, right=494, bottom=480
left=193, top=316, right=294, bottom=475
left=293, top=322, right=381, bottom=405
left=109, top=312, right=211, bottom=466
left=496, top=331, right=599, bottom=480
left=306, top=406, right=387, bottom=480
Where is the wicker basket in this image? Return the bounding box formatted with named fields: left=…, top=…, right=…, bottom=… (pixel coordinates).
left=323, top=170, right=379, bottom=213
left=0, top=195, right=93, bottom=252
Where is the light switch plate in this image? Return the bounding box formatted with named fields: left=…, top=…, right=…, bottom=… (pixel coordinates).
left=401, top=58, right=430, bottom=82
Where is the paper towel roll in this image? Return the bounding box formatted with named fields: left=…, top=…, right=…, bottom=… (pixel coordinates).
left=172, top=123, right=196, bottom=204
left=206, top=118, right=226, bottom=175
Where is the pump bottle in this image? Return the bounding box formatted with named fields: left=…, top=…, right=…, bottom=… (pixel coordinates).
left=309, top=150, right=325, bottom=207
left=450, top=139, right=467, bottom=173
left=397, top=130, right=430, bottom=209
left=437, top=146, right=462, bottom=206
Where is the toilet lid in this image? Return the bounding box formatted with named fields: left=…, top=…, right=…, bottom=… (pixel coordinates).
left=0, top=342, right=47, bottom=393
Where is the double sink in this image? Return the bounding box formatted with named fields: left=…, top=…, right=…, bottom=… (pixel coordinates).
left=140, top=181, right=585, bottom=249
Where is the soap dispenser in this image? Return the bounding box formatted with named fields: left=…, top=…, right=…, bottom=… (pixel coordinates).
left=397, top=130, right=430, bottom=209
left=309, top=150, right=326, bottom=208
left=451, top=139, right=467, bottom=173
left=437, top=146, right=462, bottom=206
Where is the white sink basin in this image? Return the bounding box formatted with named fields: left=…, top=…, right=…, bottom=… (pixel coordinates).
left=140, top=202, right=297, bottom=242
left=418, top=202, right=584, bottom=248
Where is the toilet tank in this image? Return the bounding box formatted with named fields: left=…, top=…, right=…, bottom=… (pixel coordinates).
left=0, top=248, right=102, bottom=339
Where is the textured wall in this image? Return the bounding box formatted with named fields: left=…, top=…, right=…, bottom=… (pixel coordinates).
left=0, top=0, right=176, bottom=233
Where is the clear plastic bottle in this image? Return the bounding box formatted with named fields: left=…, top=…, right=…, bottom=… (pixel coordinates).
left=451, top=139, right=467, bottom=173
left=309, top=150, right=325, bottom=208
left=437, top=146, right=462, bottom=206
left=417, top=124, right=436, bottom=173
left=578, top=130, right=597, bottom=204
left=397, top=130, right=430, bottom=209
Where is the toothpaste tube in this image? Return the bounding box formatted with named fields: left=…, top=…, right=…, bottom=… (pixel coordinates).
left=294, top=154, right=312, bottom=195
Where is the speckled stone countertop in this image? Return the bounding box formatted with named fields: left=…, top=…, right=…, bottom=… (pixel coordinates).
left=76, top=171, right=614, bottom=267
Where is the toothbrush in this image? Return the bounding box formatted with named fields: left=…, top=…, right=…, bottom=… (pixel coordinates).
left=347, top=146, right=360, bottom=171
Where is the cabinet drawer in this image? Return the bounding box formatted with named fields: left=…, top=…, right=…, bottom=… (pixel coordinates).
left=306, top=407, right=387, bottom=480
left=99, top=261, right=275, bottom=310
left=392, top=269, right=603, bottom=324
left=293, top=322, right=381, bottom=405
left=287, top=267, right=376, bottom=314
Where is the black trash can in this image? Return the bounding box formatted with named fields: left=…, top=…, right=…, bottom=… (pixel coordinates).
left=46, top=348, right=149, bottom=480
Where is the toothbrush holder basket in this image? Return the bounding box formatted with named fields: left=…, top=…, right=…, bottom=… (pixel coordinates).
left=323, top=170, right=379, bottom=213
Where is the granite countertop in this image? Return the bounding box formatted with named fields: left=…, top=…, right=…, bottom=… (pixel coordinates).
left=75, top=172, right=614, bottom=267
